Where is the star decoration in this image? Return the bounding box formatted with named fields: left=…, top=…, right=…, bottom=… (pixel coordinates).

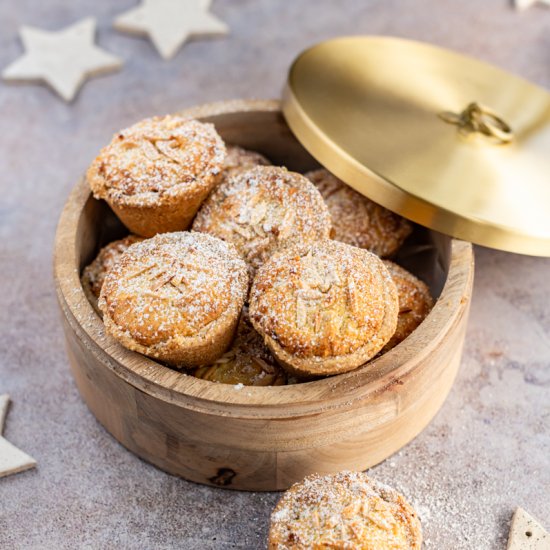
left=515, top=0, right=550, bottom=10
left=507, top=508, right=550, bottom=549
left=2, top=17, right=122, bottom=102
left=0, top=394, right=36, bottom=478
left=114, top=0, right=229, bottom=60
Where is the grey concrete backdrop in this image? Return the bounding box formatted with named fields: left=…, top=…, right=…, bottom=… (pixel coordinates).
left=0, top=0, right=549, bottom=548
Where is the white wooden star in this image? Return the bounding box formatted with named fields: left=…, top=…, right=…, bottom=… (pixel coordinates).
left=114, top=0, right=229, bottom=60
left=507, top=508, right=550, bottom=550
left=515, top=0, right=550, bottom=10
left=0, top=394, right=36, bottom=478
left=2, top=17, right=122, bottom=102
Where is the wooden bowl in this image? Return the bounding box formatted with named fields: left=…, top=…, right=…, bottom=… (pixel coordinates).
left=54, top=100, right=474, bottom=491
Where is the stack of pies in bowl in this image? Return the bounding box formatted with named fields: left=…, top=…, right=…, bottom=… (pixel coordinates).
left=81, top=113, right=434, bottom=385
left=56, top=101, right=473, bottom=489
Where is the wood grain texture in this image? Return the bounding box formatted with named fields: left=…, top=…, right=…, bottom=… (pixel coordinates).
left=54, top=100, right=474, bottom=491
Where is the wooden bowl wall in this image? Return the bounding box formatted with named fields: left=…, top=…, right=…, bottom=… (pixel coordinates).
left=54, top=100, right=474, bottom=491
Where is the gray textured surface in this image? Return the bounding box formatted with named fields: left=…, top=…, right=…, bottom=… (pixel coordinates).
left=0, top=0, right=549, bottom=548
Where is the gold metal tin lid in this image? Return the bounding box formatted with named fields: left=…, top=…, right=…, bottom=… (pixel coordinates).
left=282, top=36, right=550, bottom=256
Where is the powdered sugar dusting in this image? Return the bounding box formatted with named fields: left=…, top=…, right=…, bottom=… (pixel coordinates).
left=193, top=306, right=287, bottom=386
left=192, top=166, right=332, bottom=275
left=98, top=231, right=248, bottom=349
left=268, top=471, right=421, bottom=549
left=88, top=116, right=225, bottom=208
left=223, top=145, right=271, bottom=175
left=306, top=168, right=412, bottom=257
left=249, top=239, right=399, bottom=362
left=81, top=235, right=143, bottom=299
left=382, top=260, right=434, bottom=352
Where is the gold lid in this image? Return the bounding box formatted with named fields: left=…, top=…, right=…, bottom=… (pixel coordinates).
left=282, top=36, right=550, bottom=256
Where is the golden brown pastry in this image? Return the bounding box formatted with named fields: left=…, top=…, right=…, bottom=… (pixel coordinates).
left=268, top=471, right=422, bottom=549
left=249, top=240, right=399, bottom=377
left=98, top=231, right=248, bottom=368
left=382, top=261, right=434, bottom=352
left=306, top=169, right=412, bottom=257
left=81, top=235, right=143, bottom=313
left=193, top=307, right=287, bottom=386
left=222, top=145, right=270, bottom=178
left=192, top=166, right=332, bottom=275
left=87, top=116, right=226, bottom=237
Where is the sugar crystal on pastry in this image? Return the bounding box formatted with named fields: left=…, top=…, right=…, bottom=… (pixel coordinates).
left=193, top=165, right=332, bottom=275
left=306, top=168, right=412, bottom=257
left=268, top=471, right=422, bottom=549
left=193, top=307, right=287, bottom=386
left=87, top=116, right=226, bottom=237
left=250, top=239, right=399, bottom=377
left=382, top=260, right=434, bottom=352
left=98, top=231, right=248, bottom=368
left=81, top=235, right=143, bottom=313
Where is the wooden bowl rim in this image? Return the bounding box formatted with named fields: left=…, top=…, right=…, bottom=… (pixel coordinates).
left=54, top=99, right=474, bottom=418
